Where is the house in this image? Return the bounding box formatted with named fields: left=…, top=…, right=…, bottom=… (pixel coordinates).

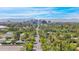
left=4, top=32, right=14, bottom=40
left=0, top=25, right=8, bottom=29
left=0, top=38, right=6, bottom=44
left=0, top=25, right=8, bottom=30
left=0, top=35, right=6, bottom=44
left=16, top=40, right=25, bottom=44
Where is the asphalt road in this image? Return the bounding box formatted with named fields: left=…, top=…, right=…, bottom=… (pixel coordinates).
left=0, top=45, right=23, bottom=51
left=33, top=26, right=42, bottom=51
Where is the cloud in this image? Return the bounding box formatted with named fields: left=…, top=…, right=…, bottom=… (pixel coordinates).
left=51, top=7, right=79, bottom=20
left=60, top=12, right=79, bottom=19
left=0, top=11, right=50, bottom=16
left=0, top=7, right=79, bottom=22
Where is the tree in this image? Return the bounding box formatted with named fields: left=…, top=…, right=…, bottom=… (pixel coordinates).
left=25, top=42, right=33, bottom=51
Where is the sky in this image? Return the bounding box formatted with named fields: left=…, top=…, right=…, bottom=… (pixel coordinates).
left=0, top=7, right=79, bottom=22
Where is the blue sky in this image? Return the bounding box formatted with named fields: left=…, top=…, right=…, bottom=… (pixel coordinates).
left=0, top=7, right=79, bottom=22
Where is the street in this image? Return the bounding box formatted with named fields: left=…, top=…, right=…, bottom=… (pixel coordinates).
left=33, top=22, right=42, bottom=51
